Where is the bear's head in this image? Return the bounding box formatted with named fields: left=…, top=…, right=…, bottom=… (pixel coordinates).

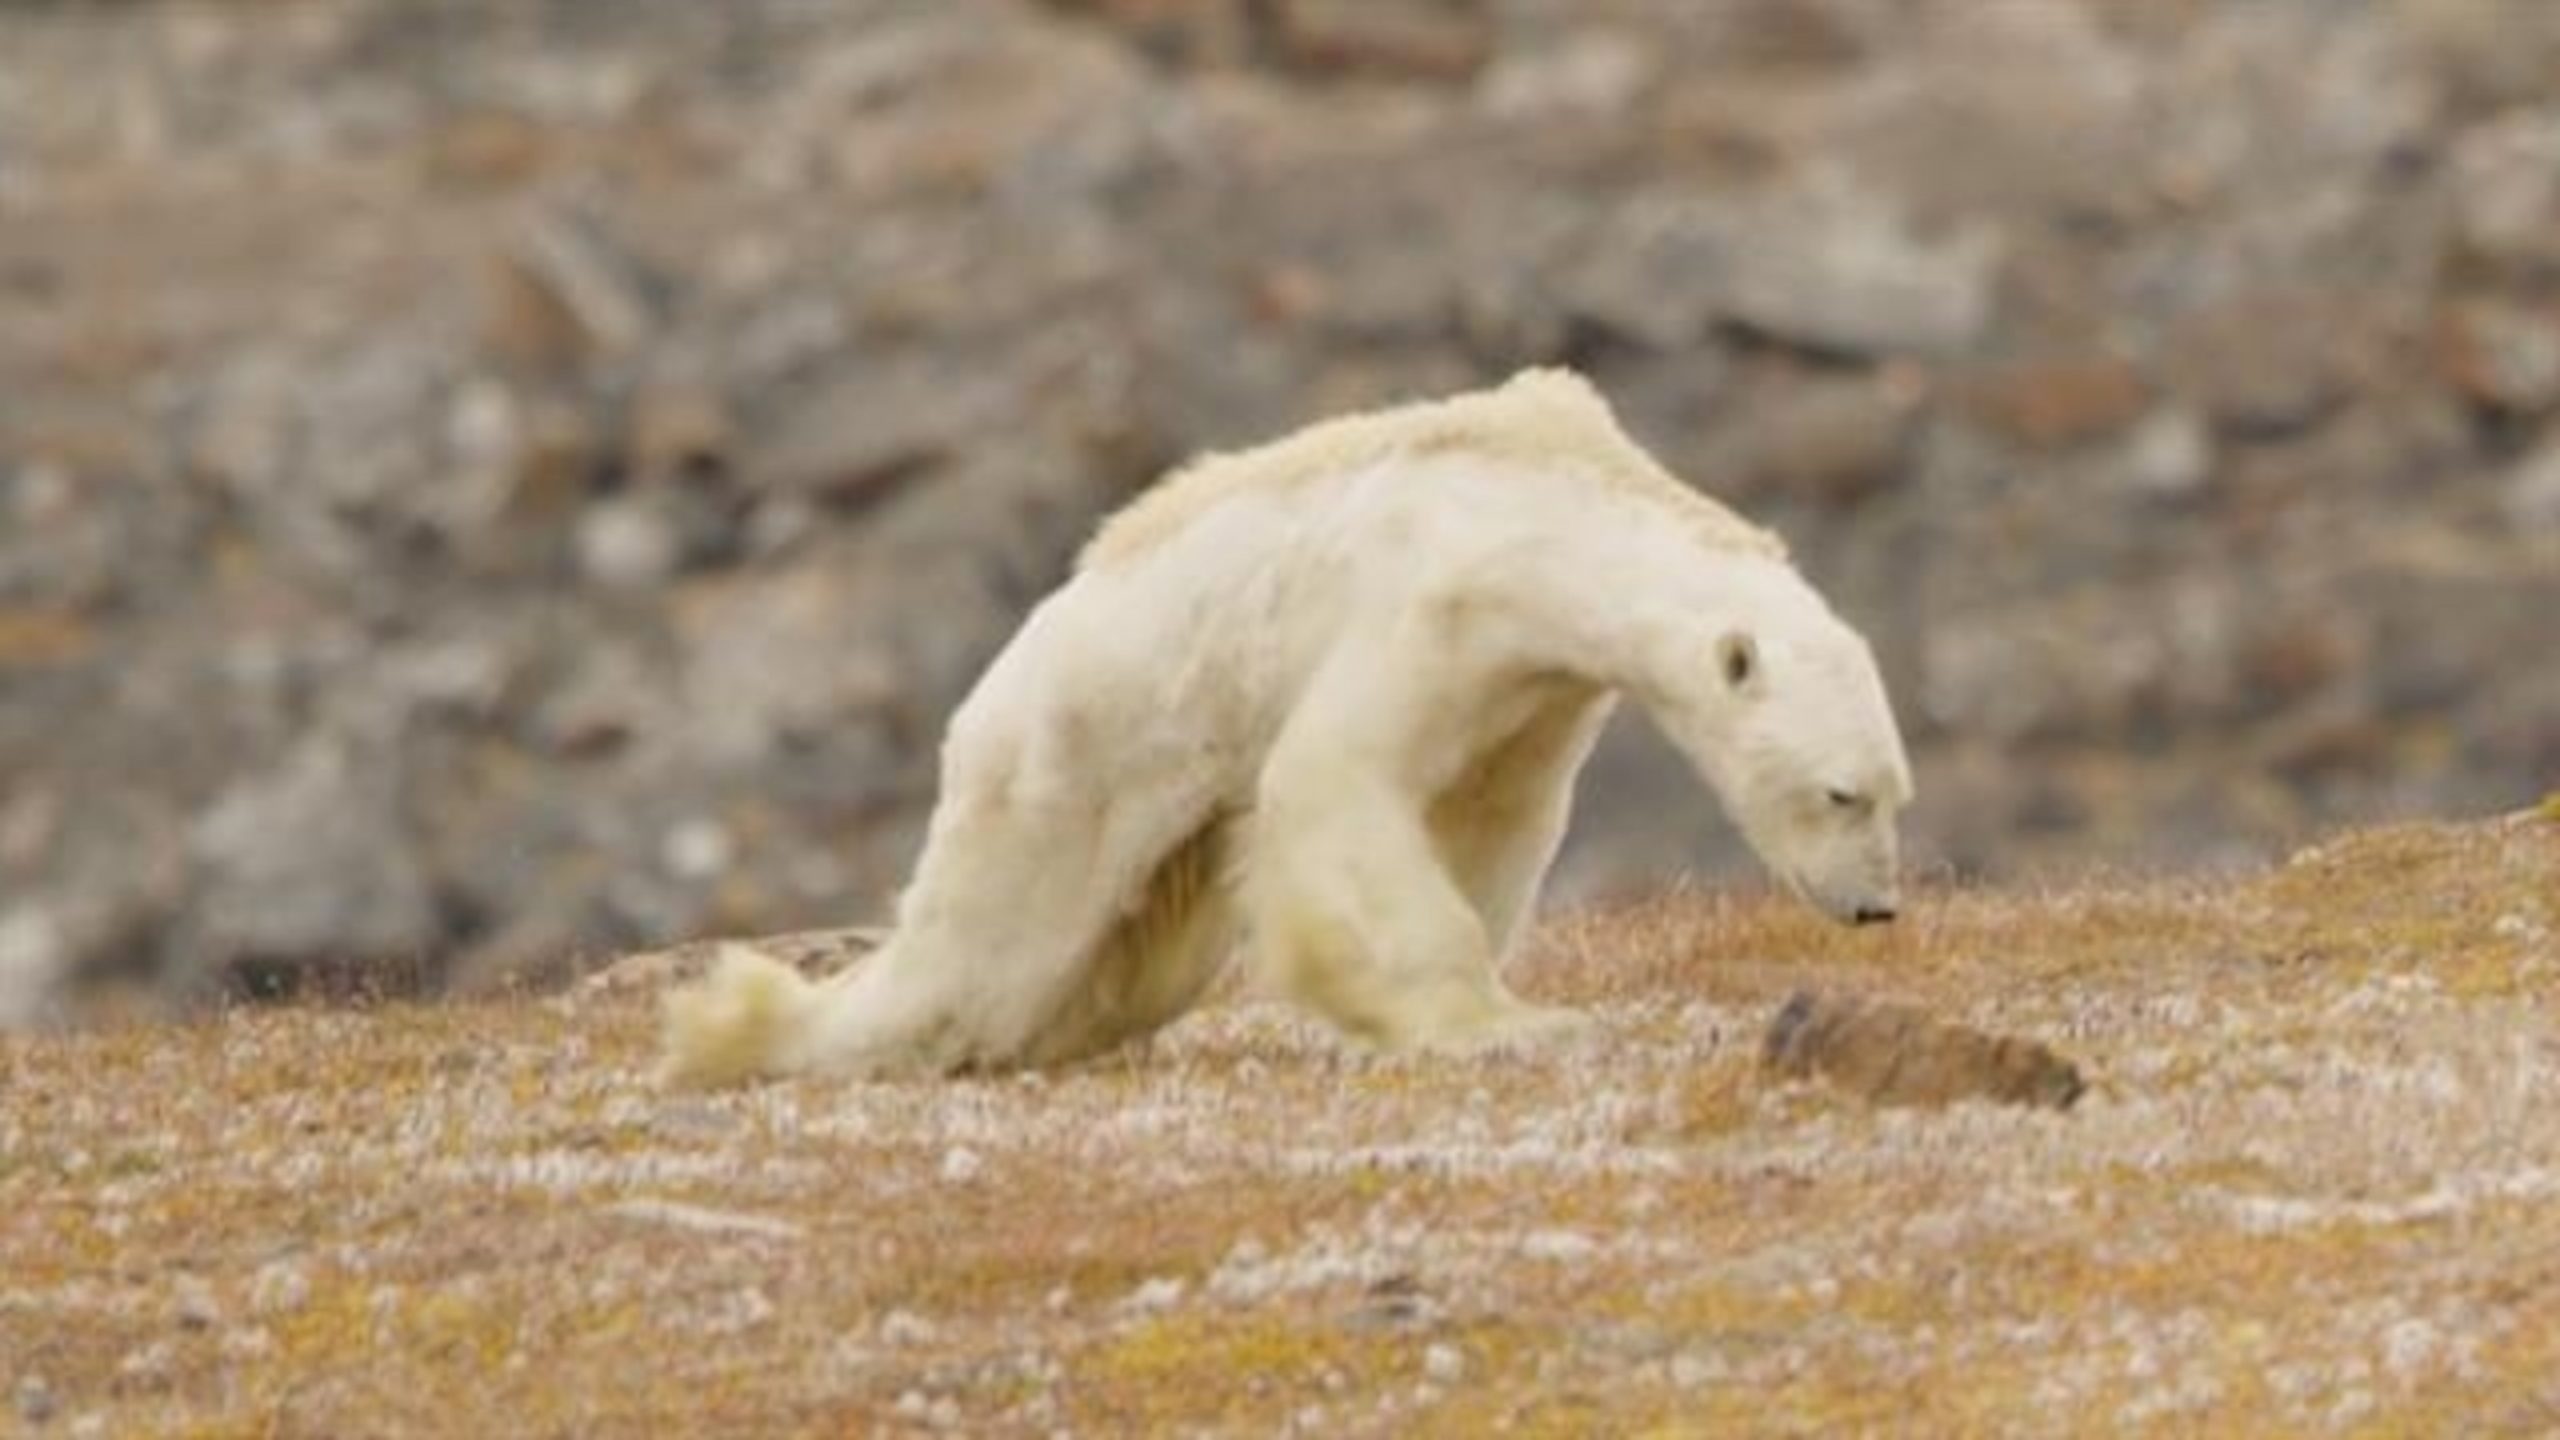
left=1669, top=602, right=1912, bottom=926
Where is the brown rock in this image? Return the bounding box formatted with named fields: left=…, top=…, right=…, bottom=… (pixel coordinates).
left=628, top=380, right=734, bottom=479
left=481, top=203, right=659, bottom=371
left=2432, top=300, right=2560, bottom=415
left=1955, top=352, right=2151, bottom=449
left=1271, top=0, right=1492, bottom=82
left=0, top=606, right=95, bottom=669
left=1714, top=373, right=1921, bottom=505
left=423, top=110, right=553, bottom=190
left=2451, top=108, right=2560, bottom=277
left=1045, top=0, right=1254, bottom=68
left=1709, top=0, right=1873, bottom=73
left=1762, top=990, right=2086, bottom=1110
left=2238, top=612, right=2364, bottom=707
left=2160, top=290, right=2359, bottom=438
left=456, top=394, right=601, bottom=573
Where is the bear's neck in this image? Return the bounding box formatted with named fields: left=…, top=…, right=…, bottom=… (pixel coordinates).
left=1509, top=533, right=1805, bottom=707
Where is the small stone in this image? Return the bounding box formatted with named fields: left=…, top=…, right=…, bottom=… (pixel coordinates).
left=250, top=1259, right=311, bottom=1317
left=173, top=1277, right=220, bottom=1330
left=879, top=1309, right=937, bottom=1346
left=14, top=1374, right=55, bottom=1426
left=1120, top=1276, right=1185, bottom=1312
left=574, top=496, right=685, bottom=590
left=1422, top=1342, right=1466, bottom=1384
left=2117, top=408, right=2214, bottom=497
left=1669, top=1351, right=1721, bottom=1388
left=661, top=819, right=736, bottom=881
left=117, top=1340, right=173, bottom=1385
left=939, top=1145, right=984, bottom=1184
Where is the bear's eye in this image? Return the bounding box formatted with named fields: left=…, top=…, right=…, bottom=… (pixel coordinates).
left=1825, top=788, right=1864, bottom=811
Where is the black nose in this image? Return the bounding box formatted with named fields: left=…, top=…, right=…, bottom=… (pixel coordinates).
left=1852, top=904, right=1897, bottom=926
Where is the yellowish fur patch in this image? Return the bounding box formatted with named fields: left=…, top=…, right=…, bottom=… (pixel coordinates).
left=657, top=944, right=817, bottom=1089
left=1078, top=368, right=1785, bottom=571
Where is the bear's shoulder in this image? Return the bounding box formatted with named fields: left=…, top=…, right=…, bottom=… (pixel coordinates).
left=1078, top=368, right=1785, bottom=571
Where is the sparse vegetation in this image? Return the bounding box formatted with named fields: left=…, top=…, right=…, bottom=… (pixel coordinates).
left=4, top=809, right=2555, bottom=1435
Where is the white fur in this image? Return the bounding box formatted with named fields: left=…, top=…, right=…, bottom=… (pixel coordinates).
left=659, top=369, right=1912, bottom=1084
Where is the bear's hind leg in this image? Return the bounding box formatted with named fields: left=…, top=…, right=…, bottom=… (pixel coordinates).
left=1016, top=816, right=1240, bottom=1066
left=790, top=771, right=1222, bottom=1074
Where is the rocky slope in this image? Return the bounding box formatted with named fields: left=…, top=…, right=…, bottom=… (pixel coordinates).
left=3, top=808, right=2554, bottom=1434
left=2, top=0, right=2556, bottom=1009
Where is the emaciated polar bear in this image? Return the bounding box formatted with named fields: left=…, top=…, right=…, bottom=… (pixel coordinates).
left=662, top=368, right=1911, bottom=1084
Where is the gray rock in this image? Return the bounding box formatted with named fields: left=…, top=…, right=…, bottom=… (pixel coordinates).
left=2115, top=409, right=2216, bottom=498
left=2503, top=443, right=2560, bottom=531
left=531, top=637, right=672, bottom=757
left=2435, top=300, right=2560, bottom=416
left=1570, top=177, right=2001, bottom=361
left=743, top=355, right=1016, bottom=510
left=1564, top=193, right=1739, bottom=352
left=1475, top=31, right=1653, bottom=123
left=2451, top=108, right=2560, bottom=277
left=1719, top=176, right=2002, bottom=358
left=575, top=493, right=687, bottom=590
left=187, top=735, right=437, bottom=985
left=0, top=905, right=68, bottom=1028
left=673, top=551, right=907, bottom=765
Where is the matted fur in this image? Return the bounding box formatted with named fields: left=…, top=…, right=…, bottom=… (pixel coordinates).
left=1079, top=368, right=1786, bottom=571
left=660, top=366, right=1905, bottom=1083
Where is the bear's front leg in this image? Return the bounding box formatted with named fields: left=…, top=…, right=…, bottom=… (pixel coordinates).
left=1245, top=729, right=1590, bottom=1054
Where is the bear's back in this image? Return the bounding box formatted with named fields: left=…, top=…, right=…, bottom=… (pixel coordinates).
left=1077, top=368, right=1784, bottom=574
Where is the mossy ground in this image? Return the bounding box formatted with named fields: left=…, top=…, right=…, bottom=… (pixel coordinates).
left=4, top=810, right=2556, bottom=1436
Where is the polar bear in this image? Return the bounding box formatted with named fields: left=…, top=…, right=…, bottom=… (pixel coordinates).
left=661, top=368, right=1910, bottom=1084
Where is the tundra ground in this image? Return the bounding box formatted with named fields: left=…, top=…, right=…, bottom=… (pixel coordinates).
left=5, top=809, right=2556, bottom=1436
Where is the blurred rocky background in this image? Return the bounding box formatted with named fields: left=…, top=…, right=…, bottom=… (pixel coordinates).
left=2, top=0, right=2555, bottom=1021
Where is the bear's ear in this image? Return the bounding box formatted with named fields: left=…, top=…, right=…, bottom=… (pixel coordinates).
left=1716, top=630, right=1760, bottom=693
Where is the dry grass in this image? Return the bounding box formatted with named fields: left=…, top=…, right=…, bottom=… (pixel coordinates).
left=5, top=809, right=2557, bottom=1437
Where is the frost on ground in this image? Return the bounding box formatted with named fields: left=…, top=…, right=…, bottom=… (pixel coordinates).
left=3, top=811, right=2557, bottom=1436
